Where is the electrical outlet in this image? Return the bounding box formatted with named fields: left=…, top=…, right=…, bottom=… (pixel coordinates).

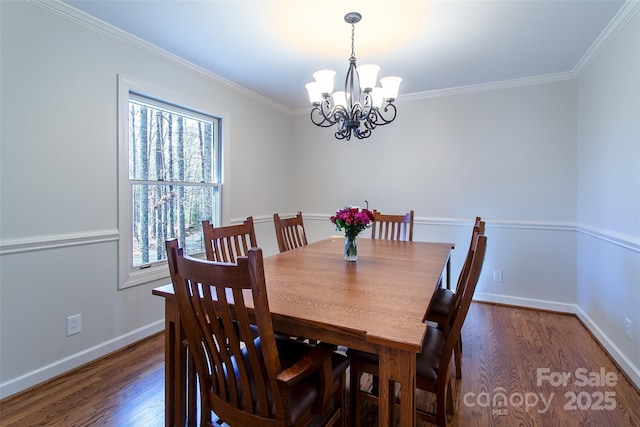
left=492, top=269, right=503, bottom=282
left=67, top=314, right=81, bottom=336
left=625, top=318, right=632, bottom=341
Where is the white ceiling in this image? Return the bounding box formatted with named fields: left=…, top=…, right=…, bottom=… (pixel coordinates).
left=62, top=0, right=627, bottom=110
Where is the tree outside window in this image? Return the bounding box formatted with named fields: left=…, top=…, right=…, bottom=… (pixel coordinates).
left=128, top=94, right=221, bottom=267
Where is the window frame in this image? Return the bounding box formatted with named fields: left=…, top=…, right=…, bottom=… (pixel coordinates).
left=117, top=75, right=227, bottom=289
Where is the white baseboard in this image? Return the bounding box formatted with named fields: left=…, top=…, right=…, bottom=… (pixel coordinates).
left=575, top=307, right=640, bottom=389
left=0, top=320, right=164, bottom=400
left=474, top=292, right=640, bottom=389
left=473, top=292, right=578, bottom=314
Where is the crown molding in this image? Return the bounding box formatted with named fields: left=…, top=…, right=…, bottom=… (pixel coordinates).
left=290, top=72, right=577, bottom=115
left=573, top=0, right=640, bottom=76
left=29, top=0, right=640, bottom=115
left=400, top=72, right=576, bottom=102
left=30, top=0, right=290, bottom=114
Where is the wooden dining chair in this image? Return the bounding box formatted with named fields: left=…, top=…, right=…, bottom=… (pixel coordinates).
left=427, top=217, right=484, bottom=379
left=202, top=217, right=257, bottom=263
left=348, top=234, right=487, bottom=427
left=273, top=211, right=321, bottom=345
left=273, top=211, right=308, bottom=253
left=370, top=210, right=414, bottom=241
left=166, top=240, right=349, bottom=427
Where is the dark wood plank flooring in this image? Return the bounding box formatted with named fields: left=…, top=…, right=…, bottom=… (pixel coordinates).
left=1, top=303, right=639, bottom=426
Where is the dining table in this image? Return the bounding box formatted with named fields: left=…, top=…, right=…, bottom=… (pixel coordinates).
left=153, top=236, right=454, bottom=427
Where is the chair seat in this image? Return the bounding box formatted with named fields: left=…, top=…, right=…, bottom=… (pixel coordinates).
left=427, top=288, right=455, bottom=324
left=415, top=328, right=446, bottom=381
left=346, top=326, right=445, bottom=382
left=274, top=335, right=350, bottom=383
left=246, top=336, right=349, bottom=425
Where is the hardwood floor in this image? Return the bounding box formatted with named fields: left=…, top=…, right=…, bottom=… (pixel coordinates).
left=451, top=303, right=640, bottom=427
left=0, top=333, right=165, bottom=427
left=1, top=303, right=639, bottom=426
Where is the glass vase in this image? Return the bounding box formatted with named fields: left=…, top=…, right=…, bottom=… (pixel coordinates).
left=344, top=236, right=358, bottom=262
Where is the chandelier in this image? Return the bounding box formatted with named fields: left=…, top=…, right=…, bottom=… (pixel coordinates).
left=305, top=12, right=402, bottom=141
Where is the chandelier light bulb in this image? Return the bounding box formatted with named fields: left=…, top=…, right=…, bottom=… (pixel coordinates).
left=371, top=87, right=384, bottom=109
left=356, top=64, right=380, bottom=92
left=332, top=91, right=349, bottom=109
left=305, top=82, right=322, bottom=105
left=312, top=70, right=336, bottom=97
left=380, top=76, right=403, bottom=101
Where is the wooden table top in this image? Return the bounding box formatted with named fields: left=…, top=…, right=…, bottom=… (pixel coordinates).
left=154, top=236, right=454, bottom=353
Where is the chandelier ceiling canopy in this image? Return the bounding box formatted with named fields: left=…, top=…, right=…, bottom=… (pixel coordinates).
left=305, top=12, right=402, bottom=141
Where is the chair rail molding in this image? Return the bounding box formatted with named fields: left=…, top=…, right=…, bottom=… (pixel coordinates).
left=0, top=230, right=119, bottom=256
left=3, top=219, right=635, bottom=256
left=304, top=214, right=578, bottom=232
left=576, top=223, right=640, bottom=253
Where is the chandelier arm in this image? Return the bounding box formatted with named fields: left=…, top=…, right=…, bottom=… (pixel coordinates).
left=334, top=110, right=354, bottom=140
left=335, top=126, right=352, bottom=140
left=310, top=99, right=351, bottom=128
left=310, top=99, right=338, bottom=127
left=310, top=107, right=336, bottom=128
left=332, top=106, right=350, bottom=124
left=363, top=114, right=378, bottom=131
left=373, top=102, right=398, bottom=125
left=354, top=127, right=372, bottom=139
left=351, top=94, right=373, bottom=122
left=318, top=97, right=338, bottom=124
left=362, top=92, right=374, bottom=115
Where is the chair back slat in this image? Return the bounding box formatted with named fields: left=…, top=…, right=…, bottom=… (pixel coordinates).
left=166, top=240, right=282, bottom=422
left=203, top=217, right=257, bottom=262
left=370, top=210, right=414, bottom=241
left=448, top=218, right=485, bottom=313
left=458, top=218, right=483, bottom=283
left=273, top=212, right=308, bottom=253
left=441, top=234, right=487, bottom=367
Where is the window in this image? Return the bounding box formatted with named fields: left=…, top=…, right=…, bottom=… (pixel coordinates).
left=118, top=76, right=223, bottom=289
left=128, top=94, right=221, bottom=266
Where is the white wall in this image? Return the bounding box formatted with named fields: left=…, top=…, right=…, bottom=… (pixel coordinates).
left=1, top=0, right=638, bottom=399
left=0, top=1, right=292, bottom=398
left=289, top=10, right=640, bottom=386
left=291, top=81, right=579, bottom=310
left=576, top=11, right=640, bottom=386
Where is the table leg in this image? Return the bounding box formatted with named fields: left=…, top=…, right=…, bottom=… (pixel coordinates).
left=446, top=256, right=452, bottom=290
left=379, top=347, right=416, bottom=427
left=164, top=297, right=187, bottom=427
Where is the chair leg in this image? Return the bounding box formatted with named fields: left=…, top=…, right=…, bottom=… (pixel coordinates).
left=186, top=347, right=206, bottom=425
left=454, top=336, right=462, bottom=380
left=339, top=373, right=347, bottom=427
left=371, top=375, right=379, bottom=396
left=436, top=389, right=447, bottom=427
left=349, top=361, right=361, bottom=427
left=446, top=379, right=454, bottom=416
